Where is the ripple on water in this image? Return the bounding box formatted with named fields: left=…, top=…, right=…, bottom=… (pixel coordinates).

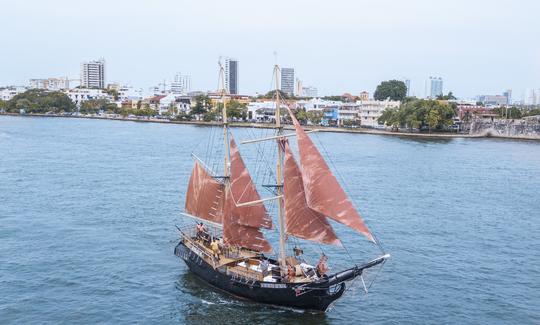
left=0, top=116, right=539, bottom=324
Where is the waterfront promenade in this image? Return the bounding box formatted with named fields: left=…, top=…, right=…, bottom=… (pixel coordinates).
left=4, top=112, right=538, bottom=141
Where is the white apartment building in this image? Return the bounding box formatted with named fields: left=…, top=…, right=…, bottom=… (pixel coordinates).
left=115, top=86, right=143, bottom=102
left=357, top=99, right=400, bottom=128
left=158, top=94, right=191, bottom=115
left=29, top=77, right=70, bottom=90
left=297, top=98, right=341, bottom=112
left=81, top=59, right=105, bottom=88
left=171, top=73, right=191, bottom=95
left=64, top=88, right=111, bottom=106
left=0, top=86, right=27, bottom=101
left=302, top=86, right=318, bottom=98
left=247, top=101, right=288, bottom=122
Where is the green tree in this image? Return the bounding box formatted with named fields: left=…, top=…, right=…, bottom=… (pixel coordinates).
left=105, top=88, right=119, bottom=101
left=437, top=91, right=457, bottom=100
left=378, top=99, right=456, bottom=132
left=306, top=110, right=323, bottom=125
left=263, top=90, right=289, bottom=99
left=7, top=89, right=75, bottom=113
left=295, top=109, right=308, bottom=124
left=374, top=80, right=407, bottom=101
left=80, top=99, right=109, bottom=114
left=191, top=95, right=212, bottom=118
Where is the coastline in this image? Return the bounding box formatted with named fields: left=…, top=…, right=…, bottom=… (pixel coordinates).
left=2, top=112, right=538, bottom=141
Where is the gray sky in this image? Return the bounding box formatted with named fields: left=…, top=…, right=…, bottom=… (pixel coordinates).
left=1, top=0, right=539, bottom=98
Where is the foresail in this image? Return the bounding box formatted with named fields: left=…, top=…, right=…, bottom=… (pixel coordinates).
left=288, top=109, right=375, bottom=242
left=228, top=137, right=273, bottom=229
left=282, top=140, right=341, bottom=246
left=185, top=161, right=224, bottom=224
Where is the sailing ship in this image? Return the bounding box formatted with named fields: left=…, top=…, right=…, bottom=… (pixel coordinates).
left=174, top=63, right=389, bottom=312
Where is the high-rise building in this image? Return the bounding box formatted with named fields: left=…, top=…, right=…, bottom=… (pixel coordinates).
left=302, top=86, right=318, bottom=98
left=295, top=78, right=303, bottom=96
left=503, top=89, right=512, bottom=105
left=280, top=68, right=295, bottom=96
left=171, top=73, right=191, bottom=94
left=404, top=79, right=411, bottom=97
left=426, top=76, right=443, bottom=99
left=81, top=59, right=105, bottom=88
left=225, top=58, right=239, bottom=94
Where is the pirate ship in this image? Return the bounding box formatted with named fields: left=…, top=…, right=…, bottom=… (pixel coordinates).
left=174, top=62, right=389, bottom=312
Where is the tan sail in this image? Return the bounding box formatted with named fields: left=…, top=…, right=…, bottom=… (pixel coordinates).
left=185, top=161, right=224, bottom=224
left=228, top=137, right=273, bottom=229
left=288, top=109, right=375, bottom=242
left=223, top=194, right=272, bottom=253
left=282, top=140, right=341, bottom=246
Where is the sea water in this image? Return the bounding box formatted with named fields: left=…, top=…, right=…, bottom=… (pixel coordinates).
left=0, top=116, right=539, bottom=324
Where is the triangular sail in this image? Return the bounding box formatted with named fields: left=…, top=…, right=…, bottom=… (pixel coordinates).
left=228, top=137, right=272, bottom=229
left=288, top=109, right=375, bottom=242
left=282, top=140, right=341, bottom=246
left=185, top=161, right=224, bottom=224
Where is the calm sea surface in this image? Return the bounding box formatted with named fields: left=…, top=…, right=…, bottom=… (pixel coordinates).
left=1, top=116, right=539, bottom=324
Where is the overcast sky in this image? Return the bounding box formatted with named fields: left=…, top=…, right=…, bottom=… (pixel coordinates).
left=1, top=0, right=539, bottom=98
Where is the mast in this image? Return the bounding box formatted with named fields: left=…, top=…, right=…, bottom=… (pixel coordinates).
left=274, top=64, right=287, bottom=277
left=219, top=61, right=230, bottom=178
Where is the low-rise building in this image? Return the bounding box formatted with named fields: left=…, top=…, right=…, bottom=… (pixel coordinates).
left=357, top=99, right=400, bottom=128
left=0, top=86, right=27, bottom=101
left=158, top=94, right=191, bottom=115
left=64, top=88, right=112, bottom=106
left=29, top=77, right=70, bottom=90
left=246, top=101, right=287, bottom=122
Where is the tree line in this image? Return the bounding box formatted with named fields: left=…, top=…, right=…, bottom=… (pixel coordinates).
left=1, top=89, right=75, bottom=113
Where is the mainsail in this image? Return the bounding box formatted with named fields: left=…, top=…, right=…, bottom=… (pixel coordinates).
left=185, top=161, right=224, bottom=224
left=228, top=137, right=272, bottom=230
left=282, top=139, right=341, bottom=245
left=222, top=136, right=273, bottom=252
left=288, top=109, right=375, bottom=243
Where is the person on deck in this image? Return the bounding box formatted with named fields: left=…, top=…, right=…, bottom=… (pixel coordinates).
left=316, top=253, right=329, bottom=277
left=196, top=223, right=204, bottom=239
left=210, top=239, right=220, bottom=260
left=260, top=259, right=269, bottom=277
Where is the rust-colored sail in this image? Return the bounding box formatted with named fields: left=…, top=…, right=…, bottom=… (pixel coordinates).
left=228, top=137, right=272, bottom=229
left=288, top=109, right=375, bottom=242
left=223, top=194, right=272, bottom=253
left=185, top=161, right=224, bottom=224
left=282, top=140, right=341, bottom=246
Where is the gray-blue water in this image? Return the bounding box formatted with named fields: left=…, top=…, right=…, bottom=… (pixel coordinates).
left=1, top=116, right=539, bottom=324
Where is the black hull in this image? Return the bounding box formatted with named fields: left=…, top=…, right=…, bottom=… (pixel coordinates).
left=174, top=242, right=347, bottom=311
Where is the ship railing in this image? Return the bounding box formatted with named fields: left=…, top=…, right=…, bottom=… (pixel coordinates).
left=226, top=266, right=263, bottom=282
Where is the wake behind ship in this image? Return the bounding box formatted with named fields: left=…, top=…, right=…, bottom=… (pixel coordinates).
left=174, top=63, right=389, bottom=311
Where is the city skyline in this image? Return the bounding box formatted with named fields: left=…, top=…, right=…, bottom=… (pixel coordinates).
left=1, top=0, right=539, bottom=98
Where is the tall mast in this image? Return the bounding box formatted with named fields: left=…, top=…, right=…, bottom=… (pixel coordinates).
left=274, top=64, right=287, bottom=277
left=219, top=61, right=230, bottom=178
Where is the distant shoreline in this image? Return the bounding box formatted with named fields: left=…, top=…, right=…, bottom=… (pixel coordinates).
left=2, top=112, right=539, bottom=141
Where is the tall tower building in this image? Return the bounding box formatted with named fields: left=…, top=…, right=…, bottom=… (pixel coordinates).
left=503, top=89, right=512, bottom=105
left=80, top=58, right=105, bottom=88
left=171, top=72, right=191, bottom=94
left=295, top=78, right=303, bottom=97
left=225, top=58, right=239, bottom=94
left=426, top=76, right=443, bottom=99
left=404, top=79, right=411, bottom=97
left=280, top=68, right=295, bottom=96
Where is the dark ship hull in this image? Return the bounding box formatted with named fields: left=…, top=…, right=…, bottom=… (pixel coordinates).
left=174, top=241, right=384, bottom=311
